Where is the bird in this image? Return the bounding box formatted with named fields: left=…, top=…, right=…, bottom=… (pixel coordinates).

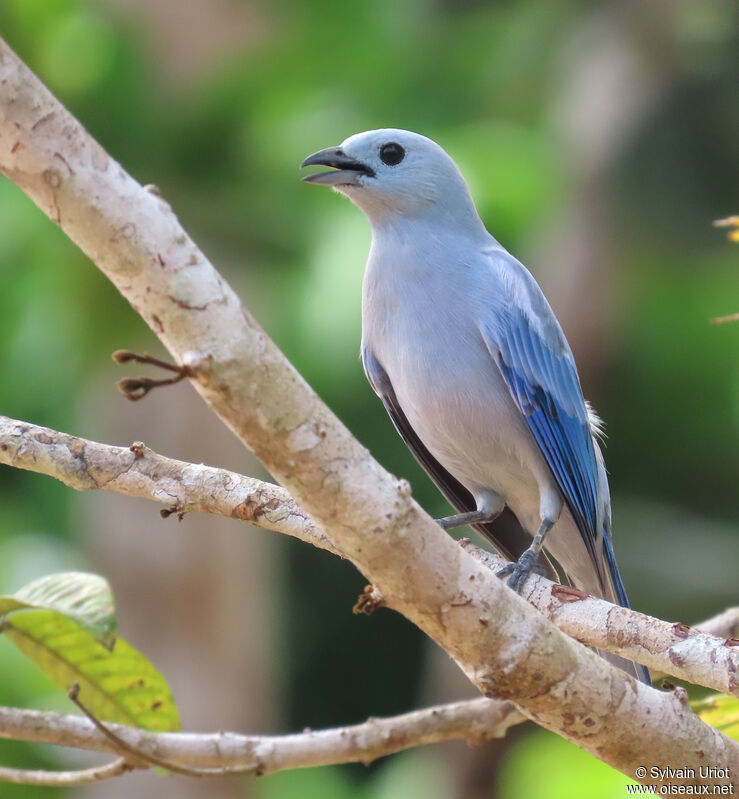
left=301, top=128, right=649, bottom=683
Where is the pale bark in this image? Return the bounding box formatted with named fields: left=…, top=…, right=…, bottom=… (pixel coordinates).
left=697, top=607, right=739, bottom=640
left=461, top=542, right=739, bottom=696
left=0, top=700, right=522, bottom=776
left=0, top=759, right=132, bottom=787
left=0, top=414, right=339, bottom=556
left=0, top=36, right=737, bottom=788
left=2, top=412, right=737, bottom=698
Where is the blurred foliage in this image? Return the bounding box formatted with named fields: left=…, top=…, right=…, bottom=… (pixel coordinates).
left=254, top=731, right=645, bottom=799
left=694, top=693, right=739, bottom=741
left=0, top=0, right=737, bottom=796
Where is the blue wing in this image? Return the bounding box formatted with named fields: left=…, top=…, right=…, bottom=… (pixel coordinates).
left=480, top=306, right=600, bottom=565
left=362, top=344, right=542, bottom=568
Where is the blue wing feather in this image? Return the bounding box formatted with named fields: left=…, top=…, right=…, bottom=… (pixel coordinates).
left=482, top=308, right=600, bottom=564
left=488, top=311, right=650, bottom=683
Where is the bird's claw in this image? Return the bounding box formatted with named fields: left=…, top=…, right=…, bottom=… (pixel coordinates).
left=496, top=548, right=539, bottom=594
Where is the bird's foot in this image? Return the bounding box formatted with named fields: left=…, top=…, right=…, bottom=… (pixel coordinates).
left=496, top=547, right=540, bottom=594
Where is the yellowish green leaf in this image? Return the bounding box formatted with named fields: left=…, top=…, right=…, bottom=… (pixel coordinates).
left=0, top=571, right=116, bottom=647
left=3, top=610, right=180, bottom=732
left=0, top=572, right=179, bottom=732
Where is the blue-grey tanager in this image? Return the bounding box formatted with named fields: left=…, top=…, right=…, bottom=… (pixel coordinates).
left=301, top=129, right=649, bottom=683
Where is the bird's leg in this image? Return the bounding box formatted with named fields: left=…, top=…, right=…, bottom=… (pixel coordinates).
left=497, top=519, right=554, bottom=593
left=436, top=491, right=503, bottom=530
left=436, top=508, right=501, bottom=530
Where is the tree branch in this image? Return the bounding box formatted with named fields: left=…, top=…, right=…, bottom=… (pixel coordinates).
left=0, top=699, right=523, bottom=778
left=695, top=607, right=739, bottom=641
left=2, top=412, right=736, bottom=697
left=0, top=413, right=340, bottom=557
left=0, top=758, right=133, bottom=787
left=0, top=36, right=737, bottom=787
left=460, top=542, right=739, bottom=696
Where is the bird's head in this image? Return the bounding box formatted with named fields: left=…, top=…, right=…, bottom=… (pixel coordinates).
left=301, top=128, right=482, bottom=230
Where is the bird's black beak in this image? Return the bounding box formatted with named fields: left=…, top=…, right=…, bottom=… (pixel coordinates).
left=300, top=147, right=374, bottom=186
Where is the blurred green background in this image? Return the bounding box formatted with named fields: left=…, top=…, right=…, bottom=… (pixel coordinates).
left=0, top=1, right=737, bottom=797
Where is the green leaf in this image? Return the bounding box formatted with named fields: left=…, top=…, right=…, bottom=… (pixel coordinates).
left=0, top=571, right=117, bottom=647
left=0, top=573, right=180, bottom=732
left=2, top=612, right=180, bottom=732
left=693, top=694, right=739, bottom=741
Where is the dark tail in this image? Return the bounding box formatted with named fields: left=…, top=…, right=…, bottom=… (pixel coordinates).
left=602, top=536, right=651, bottom=685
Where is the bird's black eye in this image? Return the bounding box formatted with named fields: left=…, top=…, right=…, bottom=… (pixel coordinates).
left=379, top=142, right=405, bottom=166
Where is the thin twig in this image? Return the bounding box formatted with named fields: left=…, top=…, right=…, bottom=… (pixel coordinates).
left=112, top=349, right=193, bottom=401
left=713, top=215, right=739, bottom=243
left=68, top=684, right=249, bottom=778
left=112, top=349, right=189, bottom=374
left=695, top=607, right=739, bottom=641
left=0, top=699, right=523, bottom=777
left=0, top=758, right=132, bottom=787
left=710, top=312, right=739, bottom=326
